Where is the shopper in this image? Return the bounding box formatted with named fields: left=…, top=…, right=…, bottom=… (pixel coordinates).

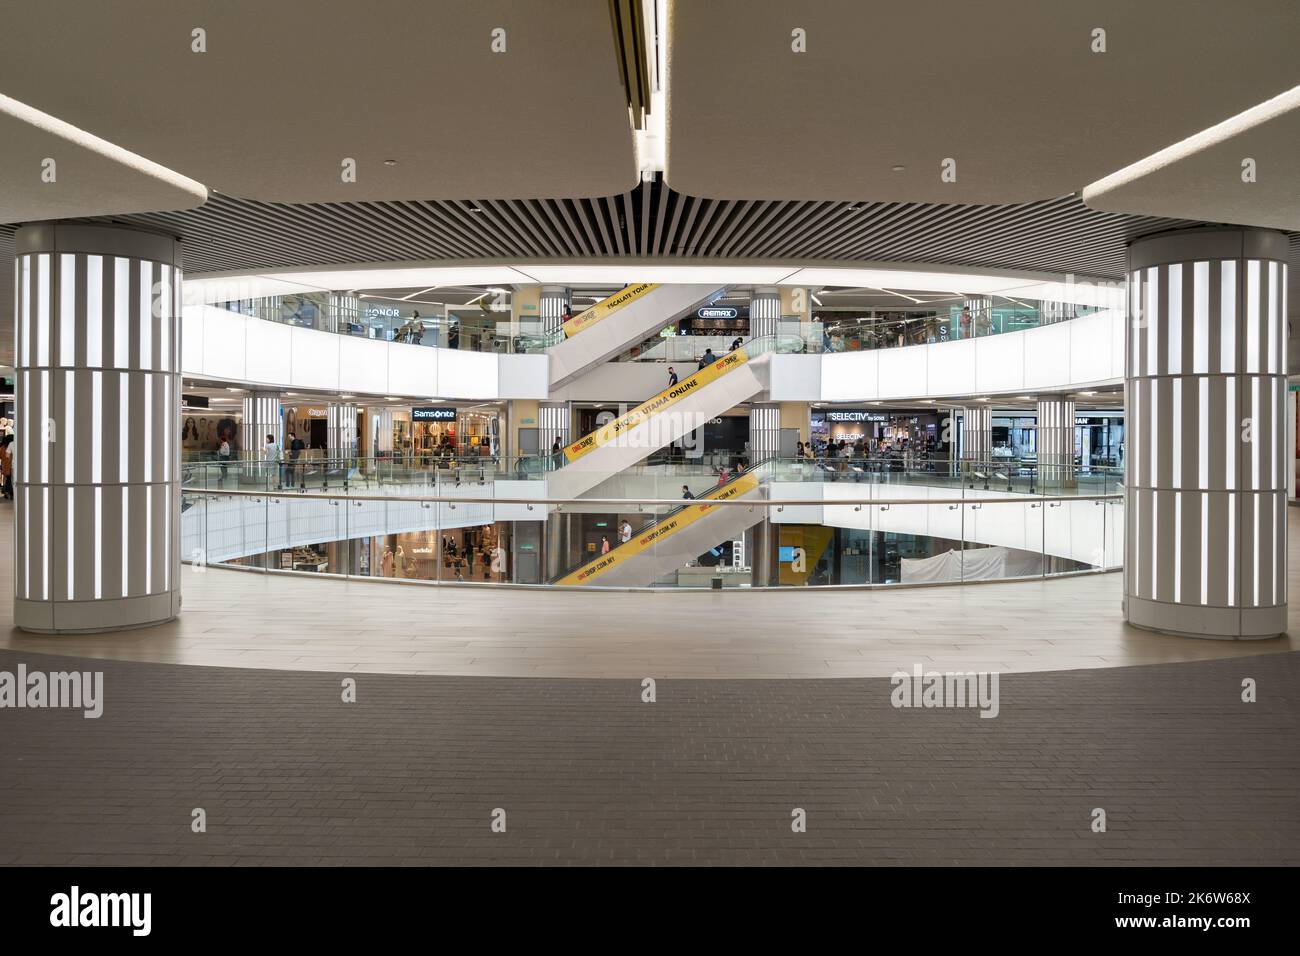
left=619, top=520, right=632, bottom=544
left=681, top=484, right=695, bottom=500
left=600, top=535, right=611, bottom=555
left=287, top=431, right=306, bottom=488
left=410, top=311, right=424, bottom=345
left=262, top=433, right=281, bottom=487
left=730, top=336, right=743, bottom=352
left=698, top=347, right=716, bottom=369
left=667, top=366, right=678, bottom=387
left=960, top=308, right=972, bottom=339
left=0, top=435, right=12, bottom=500
left=717, top=466, right=729, bottom=487
left=217, top=435, right=232, bottom=485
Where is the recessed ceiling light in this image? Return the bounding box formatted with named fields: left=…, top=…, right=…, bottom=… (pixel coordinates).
left=1079, top=390, right=1097, bottom=396
left=383, top=159, right=398, bottom=167
left=468, top=206, right=484, bottom=214
left=891, top=164, right=906, bottom=172
left=226, top=387, right=241, bottom=393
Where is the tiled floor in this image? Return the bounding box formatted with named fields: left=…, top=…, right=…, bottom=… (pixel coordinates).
left=0, top=504, right=1296, bottom=679
left=0, top=647, right=1295, bottom=865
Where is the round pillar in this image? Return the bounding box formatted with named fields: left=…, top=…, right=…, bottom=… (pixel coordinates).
left=961, top=405, right=992, bottom=464
left=240, top=391, right=281, bottom=460
left=1036, top=396, right=1076, bottom=489
left=12, top=223, right=182, bottom=633
left=1125, top=227, right=1289, bottom=639
left=750, top=287, right=779, bottom=341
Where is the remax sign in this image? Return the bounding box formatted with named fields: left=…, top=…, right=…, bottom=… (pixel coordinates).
left=697, top=307, right=738, bottom=319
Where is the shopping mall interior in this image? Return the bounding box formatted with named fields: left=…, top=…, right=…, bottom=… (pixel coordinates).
left=0, top=0, right=1298, bottom=891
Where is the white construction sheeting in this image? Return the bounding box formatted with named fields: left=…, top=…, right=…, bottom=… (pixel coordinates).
left=900, top=546, right=1044, bottom=583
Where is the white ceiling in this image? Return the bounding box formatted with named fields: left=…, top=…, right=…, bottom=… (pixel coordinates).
left=0, top=93, right=207, bottom=222
left=0, top=0, right=637, bottom=209
left=1083, top=85, right=1300, bottom=230
left=665, top=0, right=1300, bottom=203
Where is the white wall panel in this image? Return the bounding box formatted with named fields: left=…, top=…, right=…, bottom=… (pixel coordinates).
left=199, top=305, right=246, bottom=381
left=1023, top=320, right=1072, bottom=389
left=877, top=343, right=928, bottom=397
left=438, top=348, right=497, bottom=398
left=339, top=336, right=389, bottom=394
left=289, top=326, right=341, bottom=390
left=973, top=330, right=1025, bottom=394
left=766, top=353, right=822, bottom=400
left=497, top=354, right=549, bottom=399
left=925, top=336, right=976, bottom=396
left=244, top=319, right=293, bottom=386
left=387, top=340, right=438, bottom=396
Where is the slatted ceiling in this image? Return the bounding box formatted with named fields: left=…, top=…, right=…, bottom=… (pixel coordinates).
left=0, top=181, right=1296, bottom=286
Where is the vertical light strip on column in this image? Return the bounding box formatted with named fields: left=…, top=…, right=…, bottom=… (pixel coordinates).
left=59, top=254, right=75, bottom=367
left=1220, top=261, right=1236, bottom=372
left=86, top=255, right=102, bottom=366
left=114, top=257, right=129, bottom=368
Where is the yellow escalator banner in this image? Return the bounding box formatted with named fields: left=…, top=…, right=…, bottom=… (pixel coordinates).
left=556, top=472, right=761, bottom=585
left=563, top=348, right=750, bottom=464
left=563, top=283, right=660, bottom=338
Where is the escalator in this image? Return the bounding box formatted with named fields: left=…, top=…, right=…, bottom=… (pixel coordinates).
left=546, top=342, right=771, bottom=500
left=546, top=283, right=726, bottom=387
left=553, top=466, right=770, bottom=587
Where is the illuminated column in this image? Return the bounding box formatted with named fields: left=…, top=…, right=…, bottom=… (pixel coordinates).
left=1126, top=227, right=1289, bottom=639
left=540, top=285, right=568, bottom=336
left=371, top=408, right=396, bottom=455
left=327, top=403, right=357, bottom=463
left=1036, top=397, right=1075, bottom=488
left=749, top=403, right=780, bottom=463
left=12, top=223, right=182, bottom=633
left=240, top=391, right=281, bottom=459
left=961, top=406, right=992, bottom=464
left=538, top=402, right=570, bottom=452
left=750, top=287, right=779, bottom=341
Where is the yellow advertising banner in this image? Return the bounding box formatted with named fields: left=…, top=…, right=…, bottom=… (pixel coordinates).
left=563, top=348, right=750, bottom=464
left=563, top=283, right=659, bottom=338
left=555, top=471, right=762, bottom=585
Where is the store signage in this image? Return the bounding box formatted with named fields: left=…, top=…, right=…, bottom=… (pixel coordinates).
left=1075, top=417, right=1089, bottom=426
left=307, top=408, right=327, bottom=417
left=365, top=306, right=400, bottom=318
left=412, top=406, right=457, bottom=421
left=181, top=394, right=209, bottom=409
left=826, top=410, right=887, bottom=423
left=697, top=306, right=738, bottom=319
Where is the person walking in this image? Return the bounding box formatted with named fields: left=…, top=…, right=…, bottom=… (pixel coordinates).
left=0, top=435, right=12, bottom=500
left=667, top=366, right=678, bottom=387
left=550, top=436, right=562, bottom=470
left=217, top=435, right=232, bottom=485
left=287, top=431, right=306, bottom=488
left=698, top=347, right=715, bottom=370
left=262, top=432, right=281, bottom=487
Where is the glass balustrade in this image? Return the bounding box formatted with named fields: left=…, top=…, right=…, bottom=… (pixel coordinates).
left=180, top=467, right=1125, bottom=589
left=211, top=295, right=1109, bottom=359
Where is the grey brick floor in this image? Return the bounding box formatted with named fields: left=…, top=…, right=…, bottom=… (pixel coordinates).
left=0, top=648, right=1296, bottom=865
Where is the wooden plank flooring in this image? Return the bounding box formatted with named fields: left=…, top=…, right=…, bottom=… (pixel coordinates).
left=1, top=504, right=1295, bottom=678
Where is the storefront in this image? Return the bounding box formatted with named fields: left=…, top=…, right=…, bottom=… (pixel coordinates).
left=180, top=396, right=241, bottom=460
left=811, top=408, right=949, bottom=459
left=282, top=404, right=329, bottom=455
left=391, top=403, right=503, bottom=462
